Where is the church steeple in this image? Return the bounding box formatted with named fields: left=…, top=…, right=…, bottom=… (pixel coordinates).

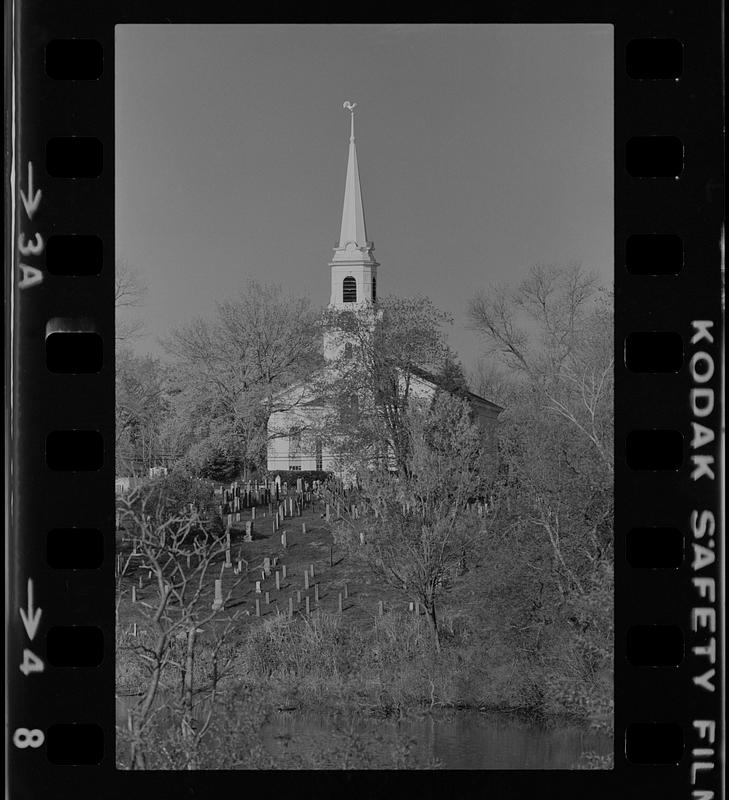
left=328, top=101, right=379, bottom=312
left=338, top=102, right=368, bottom=249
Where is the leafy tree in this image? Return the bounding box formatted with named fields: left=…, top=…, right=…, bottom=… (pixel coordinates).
left=434, top=351, right=471, bottom=401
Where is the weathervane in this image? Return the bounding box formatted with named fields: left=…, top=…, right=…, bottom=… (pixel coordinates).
left=343, top=100, right=357, bottom=140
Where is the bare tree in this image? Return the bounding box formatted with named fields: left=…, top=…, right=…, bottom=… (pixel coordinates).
left=469, top=265, right=612, bottom=469
left=468, top=265, right=613, bottom=687
left=319, top=295, right=453, bottom=474
left=116, top=349, right=172, bottom=475
left=116, top=260, right=148, bottom=343
left=162, top=280, right=322, bottom=476
left=338, top=394, right=489, bottom=652
left=116, top=492, right=242, bottom=770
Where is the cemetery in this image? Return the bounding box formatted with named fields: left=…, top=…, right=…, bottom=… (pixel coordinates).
left=115, top=468, right=613, bottom=770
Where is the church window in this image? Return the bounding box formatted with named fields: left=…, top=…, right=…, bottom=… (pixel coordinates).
left=343, top=276, right=357, bottom=303
left=372, top=275, right=377, bottom=303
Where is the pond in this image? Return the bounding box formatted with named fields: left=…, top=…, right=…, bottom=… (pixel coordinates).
left=260, top=708, right=613, bottom=770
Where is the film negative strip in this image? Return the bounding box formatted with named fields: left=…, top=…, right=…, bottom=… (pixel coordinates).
left=6, top=2, right=723, bottom=796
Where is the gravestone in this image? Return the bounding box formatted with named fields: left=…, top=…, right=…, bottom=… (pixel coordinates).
left=211, top=579, right=223, bottom=612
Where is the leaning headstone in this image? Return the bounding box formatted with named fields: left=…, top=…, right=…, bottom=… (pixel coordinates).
left=255, top=581, right=261, bottom=594
left=282, top=565, right=287, bottom=579
left=314, top=584, right=319, bottom=603
left=263, top=557, right=271, bottom=576
left=275, top=571, right=280, bottom=591
left=305, top=596, right=310, bottom=615
left=265, top=591, right=270, bottom=605
left=281, top=531, right=287, bottom=549
left=139, top=575, right=143, bottom=588
left=255, top=598, right=261, bottom=617
left=251, top=506, right=256, bottom=520
left=225, top=549, right=232, bottom=568
left=343, top=582, right=348, bottom=599
left=296, top=589, right=302, bottom=604
left=131, top=586, right=137, bottom=603
left=302, top=523, right=306, bottom=535
left=304, top=572, right=309, bottom=590
left=245, top=521, right=253, bottom=542
left=288, top=596, right=294, bottom=619
left=309, top=564, right=315, bottom=578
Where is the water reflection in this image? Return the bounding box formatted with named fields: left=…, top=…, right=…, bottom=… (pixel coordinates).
left=261, top=708, right=613, bottom=770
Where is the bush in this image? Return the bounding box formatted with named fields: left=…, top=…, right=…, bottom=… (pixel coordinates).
left=118, top=472, right=224, bottom=542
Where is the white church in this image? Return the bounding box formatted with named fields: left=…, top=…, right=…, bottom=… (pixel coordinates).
left=266, top=103, right=502, bottom=476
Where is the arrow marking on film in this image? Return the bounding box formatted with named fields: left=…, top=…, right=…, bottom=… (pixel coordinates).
left=19, top=578, right=42, bottom=641
left=20, top=161, right=42, bottom=219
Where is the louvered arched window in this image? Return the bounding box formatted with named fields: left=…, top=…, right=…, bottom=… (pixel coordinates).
left=342, top=276, right=357, bottom=303
left=372, top=275, right=377, bottom=303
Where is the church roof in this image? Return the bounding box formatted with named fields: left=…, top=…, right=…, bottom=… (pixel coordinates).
left=269, top=362, right=504, bottom=415
left=409, top=364, right=505, bottom=414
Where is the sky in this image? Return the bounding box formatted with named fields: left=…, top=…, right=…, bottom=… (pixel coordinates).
left=116, top=23, right=613, bottom=370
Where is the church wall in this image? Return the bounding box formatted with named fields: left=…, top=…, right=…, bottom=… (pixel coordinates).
left=267, top=403, right=337, bottom=474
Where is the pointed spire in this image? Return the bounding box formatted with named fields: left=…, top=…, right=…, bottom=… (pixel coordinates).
left=338, top=101, right=368, bottom=249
